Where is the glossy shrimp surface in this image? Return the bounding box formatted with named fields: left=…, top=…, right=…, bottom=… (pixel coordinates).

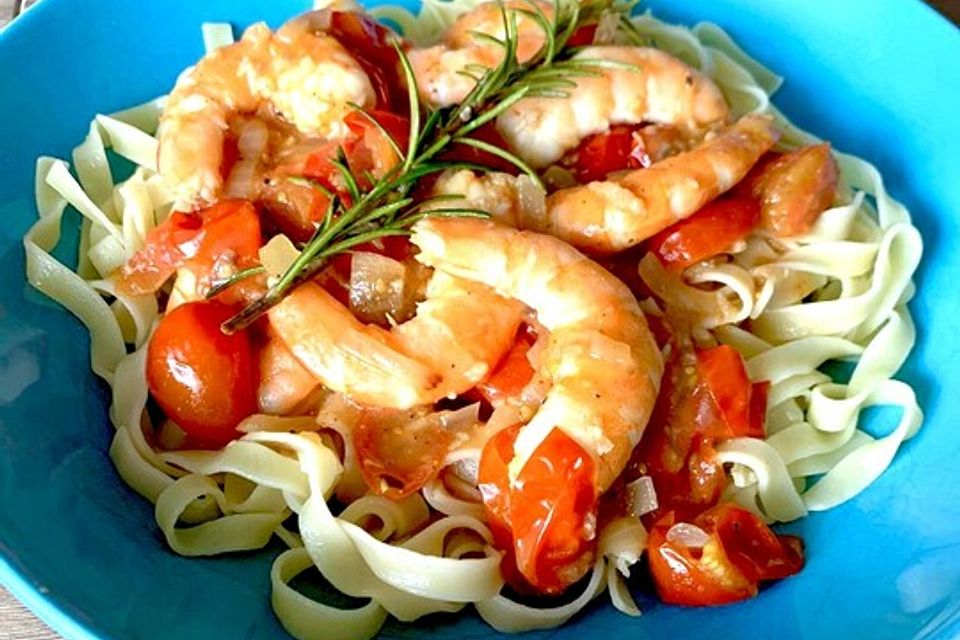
left=411, top=217, right=663, bottom=491
left=408, top=0, right=551, bottom=108
left=496, top=45, right=730, bottom=168
left=542, top=113, right=780, bottom=253
left=158, top=17, right=375, bottom=207
left=268, top=271, right=525, bottom=410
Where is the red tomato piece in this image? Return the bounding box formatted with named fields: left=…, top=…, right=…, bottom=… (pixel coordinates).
left=566, top=124, right=648, bottom=183
left=477, top=423, right=521, bottom=551
left=566, top=23, right=598, bottom=47
left=702, top=503, right=804, bottom=583
left=475, top=326, right=536, bottom=405
left=628, top=340, right=769, bottom=522
left=353, top=409, right=453, bottom=499
left=119, top=200, right=262, bottom=299
left=478, top=425, right=598, bottom=595
left=696, top=345, right=752, bottom=439
left=646, top=504, right=803, bottom=606
left=146, top=301, right=259, bottom=450
left=118, top=211, right=202, bottom=295
left=327, top=11, right=407, bottom=113
left=696, top=345, right=768, bottom=439
left=648, top=197, right=760, bottom=271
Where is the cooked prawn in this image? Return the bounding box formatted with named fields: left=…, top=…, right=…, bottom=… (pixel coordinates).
left=268, top=271, right=525, bottom=409
left=496, top=46, right=730, bottom=168
left=158, top=16, right=375, bottom=207
left=408, top=0, right=552, bottom=108
left=542, top=113, right=780, bottom=253
left=411, top=217, right=663, bottom=492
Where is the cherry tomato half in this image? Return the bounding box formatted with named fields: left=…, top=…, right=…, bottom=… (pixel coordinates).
left=626, top=341, right=768, bottom=521
left=646, top=504, right=804, bottom=606
left=146, top=300, right=259, bottom=450
left=479, top=425, right=597, bottom=594
left=118, top=199, right=261, bottom=300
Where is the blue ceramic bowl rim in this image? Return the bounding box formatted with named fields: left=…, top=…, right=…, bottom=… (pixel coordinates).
left=1, top=0, right=959, bottom=638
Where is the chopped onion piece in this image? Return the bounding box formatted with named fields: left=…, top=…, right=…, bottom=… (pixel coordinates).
left=542, top=165, right=577, bottom=190
left=594, top=10, right=621, bottom=45
left=440, top=402, right=481, bottom=432
left=349, top=251, right=407, bottom=325
left=625, top=475, right=659, bottom=517
left=516, top=174, right=547, bottom=230
left=259, top=234, right=300, bottom=277
left=666, top=522, right=711, bottom=549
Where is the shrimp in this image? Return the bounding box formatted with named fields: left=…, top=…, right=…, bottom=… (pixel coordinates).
left=496, top=46, right=730, bottom=168
left=158, top=16, right=376, bottom=207
left=267, top=271, right=525, bottom=409
left=541, top=113, right=780, bottom=253
left=410, top=217, right=663, bottom=492
left=408, top=0, right=552, bottom=108
left=257, top=329, right=323, bottom=416
left=430, top=115, right=779, bottom=254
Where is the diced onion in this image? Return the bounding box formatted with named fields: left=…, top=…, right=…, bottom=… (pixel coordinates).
left=542, top=165, right=577, bottom=190
left=440, top=402, right=481, bottom=432
left=259, top=234, right=301, bottom=277
left=625, top=476, right=659, bottom=517
left=349, top=251, right=407, bottom=324
left=666, top=522, right=711, bottom=549
left=594, top=10, right=621, bottom=45
left=516, top=174, right=547, bottom=230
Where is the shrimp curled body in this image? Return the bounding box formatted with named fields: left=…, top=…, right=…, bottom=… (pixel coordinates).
left=542, top=113, right=780, bottom=253
left=408, top=0, right=552, bottom=108
left=158, top=18, right=376, bottom=207
left=411, top=218, right=663, bottom=492
left=496, top=46, right=731, bottom=169
left=268, top=271, right=525, bottom=410
left=431, top=115, right=780, bottom=254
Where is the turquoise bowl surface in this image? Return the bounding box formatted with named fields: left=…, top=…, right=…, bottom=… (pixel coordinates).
left=1, top=0, right=958, bottom=638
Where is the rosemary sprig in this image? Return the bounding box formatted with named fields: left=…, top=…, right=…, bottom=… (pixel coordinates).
left=220, top=0, right=627, bottom=333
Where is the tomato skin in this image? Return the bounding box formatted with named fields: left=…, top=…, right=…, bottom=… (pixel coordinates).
left=646, top=504, right=803, bottom=606
left=648, top=197, right=760, bottom=271
left=478, top=425, right=597, bottom=595
left=118, top=211, right=202, bottom=295
left=702, top=504, right=804, bottom=583
left=696, top=345, right=764, bottom=439
left=344, top=110, right=410, bottom=184
left=626, top=341, right=768, bottom=522
left=566, top=24, right=598, bottom=47
left=147, top=301, right=259, bottom=450
left=567, top=124, right=647, bottom=183
left=476, top=326, right=536, bottom=405
left=118, top=200, right=262, bottom=301
left=326, top=11, right=407, bottom=113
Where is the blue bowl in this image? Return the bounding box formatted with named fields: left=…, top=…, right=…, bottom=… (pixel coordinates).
left=1, top=0, right=959, bottom=638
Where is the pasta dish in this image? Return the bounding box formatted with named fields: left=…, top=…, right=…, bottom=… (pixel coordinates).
left=21, top=0, right=924, bottom=637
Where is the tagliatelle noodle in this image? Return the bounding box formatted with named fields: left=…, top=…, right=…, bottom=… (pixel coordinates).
left=20, top=4, right=925, bottom=638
